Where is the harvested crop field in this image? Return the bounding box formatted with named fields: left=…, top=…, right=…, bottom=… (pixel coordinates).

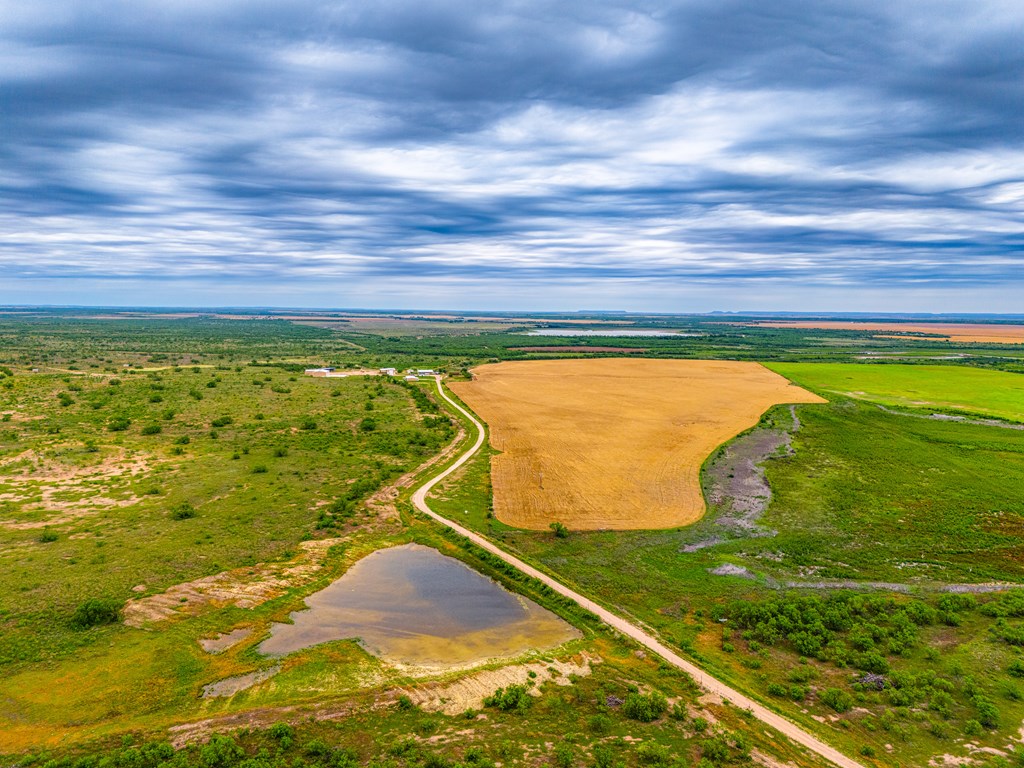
left=449, top=359, right=825, bottom=530
left=744, top=321, right=1024, bottom=344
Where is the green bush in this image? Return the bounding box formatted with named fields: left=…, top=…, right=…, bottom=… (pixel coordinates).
left=973, top=694, right=1000, bottom=728
left=107, top=416, right=131, bottom=432
left=622, top=691, right=668, bottom=722
left=71, top=598, right=121, bottom=629
left=169, top=502, right=197, bottom=520
left=37, top=529, right=59, bottom=543
left=588, top=713, right=613, bottom=735
left=821, top=687, right=853, bottom=713
left=636, top=742, right=670, bottom=766
left=552, top=742, right=575, bottom=768
left=140, top=424, right=162, bottom=435
left=483, top=684, right=532, bottom=714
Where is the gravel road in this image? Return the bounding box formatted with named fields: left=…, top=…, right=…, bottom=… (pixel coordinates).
left=412, top=377, right=865, bottom=768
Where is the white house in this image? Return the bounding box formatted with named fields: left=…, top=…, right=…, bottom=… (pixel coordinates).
left=379, top=367, right=398, bottom=376
left=304, top=367, right=335, bottom=377
left=404, top=375, right=420, bottom=382
left=416, top=369, right=436, bottom=376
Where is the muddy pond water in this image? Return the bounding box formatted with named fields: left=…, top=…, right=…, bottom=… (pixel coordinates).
left=258, top=543, right=580, bottom=668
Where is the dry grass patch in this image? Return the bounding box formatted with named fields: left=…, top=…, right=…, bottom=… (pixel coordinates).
left=449, top=359, right=824, bottom=530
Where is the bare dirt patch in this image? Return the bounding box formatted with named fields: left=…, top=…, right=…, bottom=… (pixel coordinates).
left=449, top=359, right=823, bottom=530
left=123, top=538, right=344, bottom=627
left=401, top=653, right=595, bottom=715
left=0, top=450, right=149, bottom=529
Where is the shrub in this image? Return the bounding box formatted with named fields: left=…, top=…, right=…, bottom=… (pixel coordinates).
left=268, top=722, right=294, bottom=741
left=300, top=417, right=317, bottom=430
left=198, top=734, right=243, bottom=768
left=358, top=417, right=376, bottom=432
left=821, top=687, right=853, bottom=713
left=549, top=521, right=569, bottom=538
left=37, top=529, right=59, bottom=543
left=211, top=416, right=233, bottom=428
left=552, top=742, right=575, bottom=768
left=588, top=713, right=613, bottom=735
left=622, top=691, right=668, bottom=722
left=592, top=745, right=617, bottom=768
left=140, top=424, right=162, bottom=435
left=1008, top=659, right=1024, bottom=678
left=71, top=597, right=121, bottom=629
left=169, top=502, right=197, bottom=520
left=974, top=694, right=1000, bottom=728
left=107, top=416, right=131, bottom=432
left=252, top=464, right=268, bottom=474
left=483, top=684, right=532, bottom=714
left=699, top=736, right=731, bottom=763
left=304, top=739, right=330, bottom=757
left=636, top=742, right=670, bottom=766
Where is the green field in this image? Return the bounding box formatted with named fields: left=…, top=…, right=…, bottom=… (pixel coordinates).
left=769, top=362, right=1024, bottom=422
left=6, top=312, right=1024, bottom=768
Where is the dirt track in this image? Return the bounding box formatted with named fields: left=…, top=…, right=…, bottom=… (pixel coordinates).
left=413, top=376, right=864, bottom=768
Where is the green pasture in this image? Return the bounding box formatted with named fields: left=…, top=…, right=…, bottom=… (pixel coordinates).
left=769, top=362, right=1024, bottom=422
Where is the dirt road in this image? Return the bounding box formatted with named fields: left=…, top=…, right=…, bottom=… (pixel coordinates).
left=412, top=376, right=865, bottom=768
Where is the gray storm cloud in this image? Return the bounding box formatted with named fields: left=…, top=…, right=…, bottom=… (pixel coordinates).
left=1, top=0, right=1022, bottom=309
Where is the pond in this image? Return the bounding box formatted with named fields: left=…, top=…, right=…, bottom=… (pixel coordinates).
left=258, top=543, right=579, bottom=668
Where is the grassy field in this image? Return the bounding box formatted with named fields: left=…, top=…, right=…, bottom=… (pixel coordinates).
left=0, top=361, right=459, bottom=669
left=769, top=362, right=1024, bottom=422
left=0, top=317, right=834, bottom=768
left=7, top=313, right=1024, bottom=768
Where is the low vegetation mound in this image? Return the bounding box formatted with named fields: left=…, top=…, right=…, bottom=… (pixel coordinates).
left=450, top=359, right=824, bottom=530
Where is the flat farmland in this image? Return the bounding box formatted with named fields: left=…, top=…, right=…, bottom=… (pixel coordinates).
left=747, top=320, right=1024, bottom=344
left=449, top=359, right=824, bottom=530
left=769, top=362, right=1024, bottom=422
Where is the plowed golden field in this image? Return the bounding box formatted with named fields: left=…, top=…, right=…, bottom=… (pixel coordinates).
left=449, top=359, right=825, bottom=530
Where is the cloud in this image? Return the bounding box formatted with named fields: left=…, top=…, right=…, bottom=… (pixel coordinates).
left=0, top=0, right=1022, bottom=309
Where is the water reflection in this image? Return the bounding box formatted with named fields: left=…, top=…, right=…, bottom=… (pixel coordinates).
left=259, top=543, right=579, bottom=668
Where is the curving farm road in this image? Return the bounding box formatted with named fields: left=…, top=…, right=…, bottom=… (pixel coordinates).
left=412, top=376, right=865, bottom=768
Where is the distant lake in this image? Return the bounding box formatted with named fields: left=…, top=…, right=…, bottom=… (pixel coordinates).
left=524, top=329, right=701, bottom=337
left=258, top=543, right=579, bottom=669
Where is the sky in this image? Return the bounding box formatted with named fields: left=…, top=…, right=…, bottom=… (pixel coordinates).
left=1, top=1, right=1022, bottom=312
